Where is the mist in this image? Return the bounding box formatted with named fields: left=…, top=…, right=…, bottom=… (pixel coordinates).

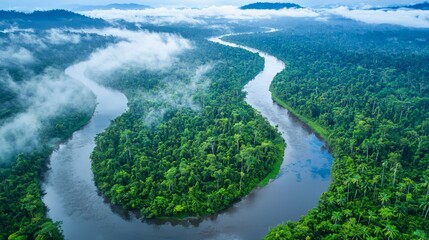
left=326, top=7, right=429, bottom=28
left=70, top=28, right=211, bottom=125
left=0, top=68, right=94, bottom=162
left=82, top=6, right=320, bottom=25
left=81, top=6, right=429, bottom=29
left=71, top=28, right=192, bottom=79
left=0, top=25, right=197, bottom=161
left=0, top=46, right=34, bottom=67
left=141, top=64, right=213, bottom=125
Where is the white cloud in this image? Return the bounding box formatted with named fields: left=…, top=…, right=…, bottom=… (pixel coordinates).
left=0, top=46, right=35, bottom=67
left=72, top=28, right=192, bottom=78
left=45, top=29, right=81, bottom=44
left=325, top=7, right=429, bottom=28
left=0, top=69, right=94, bottom=161
left=0, top=27, right=34, bottom=33
left=7, top=31, right=47, bottom=48
left=142, top=64, right=213, bottom=125
left=81, top=5, right=429, bottom=29
left=81, top=6, right=320, bottom=25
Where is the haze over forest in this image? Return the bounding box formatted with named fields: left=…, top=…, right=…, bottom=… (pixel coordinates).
left=0, top=1, right=428, bottom=240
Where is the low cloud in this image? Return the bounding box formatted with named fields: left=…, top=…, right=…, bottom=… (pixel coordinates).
left=71, top=28, right=202, bottom=125
left=73, top=28, right=192, bottom=78
left=0, top=46, right=34, bottom=67
left=141, top=64, right=213, bottom=125
left=81, top=6, right=320, bottom=25
left=0, top=69, right=94, bottom=161
left=0, top=27, right=34, bottom=33
left=45, top=29, right=81, bottom=44
left=325, top=7, right=429, bottom=28
left=0, top=28, right=89, bottom=69
left=0, top=27, right=193, bottom=161
left=7, top=31, right=47, bottom=48
left=81, top=5, right=429, bottom=29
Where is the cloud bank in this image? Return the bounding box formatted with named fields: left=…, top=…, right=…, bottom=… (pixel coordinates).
left=73, top=28, right=192, bottom=78
left=326, top=7, right=429, bottom=28
left=0, top=46, right=35, bottom=67
left=0, top=28, right=88, bottom=68
left=45, top=29, right=82, bottom=45
left=69, top=28, right=203, bottom=125
left=0, top=69, right=94, bottom=161
left=81, top=6, right=320, bottom=25
left=81, top=5, right=429, bottom=29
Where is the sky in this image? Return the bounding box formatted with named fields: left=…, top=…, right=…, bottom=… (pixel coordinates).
left=0, top=0, right=420, bottom=11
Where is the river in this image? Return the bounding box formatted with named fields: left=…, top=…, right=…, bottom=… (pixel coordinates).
left=42, top=33, right=332, bottom=240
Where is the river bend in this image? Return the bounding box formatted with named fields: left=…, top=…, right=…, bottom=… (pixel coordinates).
left=42, top=33, right=332, bottom=240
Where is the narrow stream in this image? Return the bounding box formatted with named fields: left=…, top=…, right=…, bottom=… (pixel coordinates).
left=42, top=33, right=332, bottom=240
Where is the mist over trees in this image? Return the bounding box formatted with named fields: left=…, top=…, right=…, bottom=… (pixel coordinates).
left=1, top=4, right=429, bottom=240
left=90, top=39, right=285, bottom=217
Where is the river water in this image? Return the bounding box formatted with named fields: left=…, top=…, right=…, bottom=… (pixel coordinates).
left=42, top=34, right=332, bottom=240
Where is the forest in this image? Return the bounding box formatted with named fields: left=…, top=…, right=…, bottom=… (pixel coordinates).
left=0, top=12, right=114, bottom=239
left=1, top=5, right=429, bottom=240
left=227, top=23, right=429, bottom=239
left=90, top=39, right=285, bottom=218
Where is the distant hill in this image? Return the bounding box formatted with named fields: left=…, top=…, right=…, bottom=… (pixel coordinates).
left=240, top=2, right=302, bottom=10
left=75, top=3, right=151, bottom=11
left=0, top=10, right=109, bottom=29
left=371, top=2, right=429, bottom=10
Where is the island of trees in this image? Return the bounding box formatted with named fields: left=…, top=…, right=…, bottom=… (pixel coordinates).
left=91, top=39, right=285, bottom=218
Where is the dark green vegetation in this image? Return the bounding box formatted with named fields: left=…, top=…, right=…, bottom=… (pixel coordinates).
left=0, top=99, right=94, bottom=239
left=0, top=11, right=113, bottom=239
left=375, top=1, right=429, bottom=10
left=0, top=10, right=108, bottom=29
left=240, top=2, right=302, bottom=10
left=228, top=25, right=429, bottom=239
left=91, top=40, right=285, bottom=218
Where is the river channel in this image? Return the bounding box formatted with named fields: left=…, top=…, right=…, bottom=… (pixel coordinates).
left=42, top=33, right=333, bottom=240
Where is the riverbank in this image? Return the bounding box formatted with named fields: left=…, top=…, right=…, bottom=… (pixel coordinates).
left=43, top=32, right=332, bottom=240
left=258, top=142, right=285, bottom=186
left=271, top=90, right=330, bottom=144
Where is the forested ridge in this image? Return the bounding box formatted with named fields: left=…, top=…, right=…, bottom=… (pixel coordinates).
left=227, top=27, right=429, bottom=239
left=91, top=39, right=285, bottom=218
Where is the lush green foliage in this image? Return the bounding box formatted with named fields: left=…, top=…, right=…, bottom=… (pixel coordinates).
left=0, top=18, right=114, bottom=238
left=0, top=10, right=108, bottom=29
left=0, top=100, right=94, bottom=240
left=91, top=40, right=285, bottom=218
left=228, top=26, right=429, bottom=239
left=1, top=151, right=62, bottom=240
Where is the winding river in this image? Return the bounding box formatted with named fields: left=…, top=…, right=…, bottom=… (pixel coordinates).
left=42, top=33, right=333, bottom=240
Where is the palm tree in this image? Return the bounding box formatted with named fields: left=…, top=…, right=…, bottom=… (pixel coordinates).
left=379, top=207, right=394, bottom=220
left=403, top=177, right=414, bottom=194
left=420, top=200, right=429, bottom=219
left=352, top=174, right=362, bottom=199
left=345, top=177, right=352, bottom=202
left=383, top=223, right=399, bottom=240
left=391, top=162, right=401, bottom=187
left=367, top=210, right=377, bottom=225
left=379, top=192, right=391, bottom=206
left=381, top=160, right=388, bottom=187
left=421, top=175, right=429, bottom=197
left=331, top=211, right=342, bottom=224
left=413, top=229, right=427, bottom=240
